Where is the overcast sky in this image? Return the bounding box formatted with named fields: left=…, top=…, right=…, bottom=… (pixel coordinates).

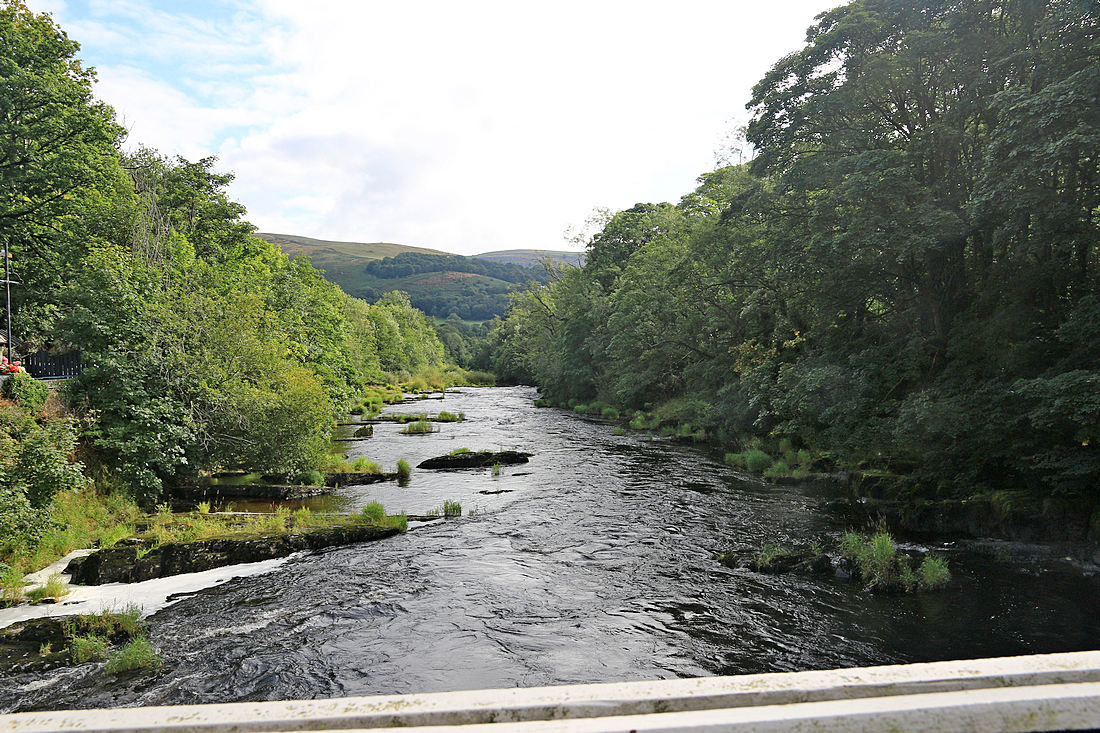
left=30, top=0, right=837, bottom=255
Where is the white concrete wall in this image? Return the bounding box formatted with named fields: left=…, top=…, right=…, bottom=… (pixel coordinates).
left=2, top=651, right=1098, bottom=732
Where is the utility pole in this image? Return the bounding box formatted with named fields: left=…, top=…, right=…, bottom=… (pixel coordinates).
left=2, top=242, right=15, bottom=364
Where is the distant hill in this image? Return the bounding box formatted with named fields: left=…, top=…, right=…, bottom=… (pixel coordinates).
left=474, top=249, right=585, bottom=267
left=260, top=233, right=568, bottom=321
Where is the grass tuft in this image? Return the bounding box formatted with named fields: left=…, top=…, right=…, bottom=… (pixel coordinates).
left=105, top=637, right=163, bottom=674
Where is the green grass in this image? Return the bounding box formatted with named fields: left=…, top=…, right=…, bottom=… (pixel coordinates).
left=443, top=500, right=462, bottom=517
left=0, top=564, right=25, bottom=603
left=839, top=530, right=950, bottom=592
left=104, top=637, right=163, bottom=674
left=350, top=456, right=383, bottom=473
left=436, top=411, right=464, bottom=422
left=26, top=572, right=69, bottom=602
left=449, top=447, right=472, bottom=455
left=361, top=502, right=386, bottom=522
left=397, top=459, right=411, bottom=480
left=491, top=463, right=502, bottom=477
left=69, top=635, right=110, bottom=663
left=754, top=544, right=788, bottom=570
left=917, top=554, right=951, bottom=589
left=298, top=469, right=324, bottom=485
left=400, top=419, right=439, bottom=434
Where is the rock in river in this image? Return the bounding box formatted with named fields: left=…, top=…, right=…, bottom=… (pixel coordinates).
left=417, top=450, right=532, bottom=470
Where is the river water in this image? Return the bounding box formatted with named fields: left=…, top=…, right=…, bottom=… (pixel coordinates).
left=2, top=386, right=1097, bottom=711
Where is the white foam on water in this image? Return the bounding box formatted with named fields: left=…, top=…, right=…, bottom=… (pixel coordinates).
left=0, top=551, right=297, bottom=630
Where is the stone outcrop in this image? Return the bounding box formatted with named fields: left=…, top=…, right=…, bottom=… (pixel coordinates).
left=417, top=450, right=532, bottom=470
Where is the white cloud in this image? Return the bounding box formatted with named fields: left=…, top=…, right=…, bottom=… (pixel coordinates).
left=28, top=0, right=837, bottom=254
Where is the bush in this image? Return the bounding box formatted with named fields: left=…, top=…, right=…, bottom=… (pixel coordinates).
left=763, top=461, right=790, bottom=479
left=437, top=411, right=463, bottom=422
left=443, top=500, right=461, bottom=517
left=601, top=406, right=620, bottom=420
left=573, top=404, right=589, bottom=414
left=396, top=459, right=411, bottom=480
left=105, top=636, right=162, bottom=674
left=743, top=448, right=774, bottom=473
left=2, top=372, right=49, bottom=414
left=298, top=469, right=324, bottom=485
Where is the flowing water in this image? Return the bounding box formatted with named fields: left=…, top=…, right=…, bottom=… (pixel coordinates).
left=2, top=386, right=1097, bottom=711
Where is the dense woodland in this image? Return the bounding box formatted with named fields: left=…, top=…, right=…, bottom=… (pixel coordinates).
left=0, top=1, right=452, bottom=556
left=495, top=0, right=1098, bottom=518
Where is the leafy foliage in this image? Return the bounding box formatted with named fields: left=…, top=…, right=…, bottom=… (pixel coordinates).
left=494, top=0, right=1099, bottom=519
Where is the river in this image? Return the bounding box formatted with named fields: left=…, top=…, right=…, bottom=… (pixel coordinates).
left=2, top=386, right=1097, bottom=711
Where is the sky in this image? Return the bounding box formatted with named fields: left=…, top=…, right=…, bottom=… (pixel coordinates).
left=28, top=0, right=837, bottom=255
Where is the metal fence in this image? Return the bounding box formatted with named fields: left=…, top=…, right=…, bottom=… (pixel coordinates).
left=22, top=350, right=83, bottom=379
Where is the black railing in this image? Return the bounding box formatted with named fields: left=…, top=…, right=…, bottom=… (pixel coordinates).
left=23, top=350, right=83, bottom=379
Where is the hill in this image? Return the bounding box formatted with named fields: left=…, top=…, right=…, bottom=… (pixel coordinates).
left=474, top=249, right=585, bottom=267
left=258, top=234, right=564, bottom=320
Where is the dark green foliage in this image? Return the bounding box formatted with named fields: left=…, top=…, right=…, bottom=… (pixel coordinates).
left=493, top=0, right=1099, bottom=521
left=1, top=373, right=48, bottom=414
left=0, top=4, right=453, bottom=508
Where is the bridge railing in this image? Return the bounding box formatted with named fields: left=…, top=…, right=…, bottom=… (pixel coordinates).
left=2, top=650, right=1098, bottom=732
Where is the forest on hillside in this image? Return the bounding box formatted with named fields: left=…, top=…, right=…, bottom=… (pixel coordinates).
left=0, top=1, right=452, bottom=555
left=493, top=0, right=1099, bottom=518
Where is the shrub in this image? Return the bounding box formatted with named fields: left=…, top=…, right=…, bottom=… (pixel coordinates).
left=70, top=635, right=109, bottom=663
left=437, top=411, right=463, bottom=422
left=533, top=399, right=550, bottom=408
left=601, top=406, right=620, bottom=420
left=763, top=461, right=791, bottom=479
left=443, top=500, right=461, bottom=517
left=298, top=469, right=324, bottom=485
left=105, top=637, right=162, bottom=674
left=2, top=372, right=49, bottom=414
left=724, top=452, right=746, bottom=468
left=396, top=459, right=411, bottom=480
left=573, top=404, right=589, bottom=414
left=743, top=448, right=774, bottom=473
left=491, top=463, right=502, bottom=477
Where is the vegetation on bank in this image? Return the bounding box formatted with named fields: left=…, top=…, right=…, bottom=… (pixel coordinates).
left=496, top=0, right=1099, bottom=531
left=0, top=485, right=408, bottom=601
left=0, top=3, right=482, bottom=576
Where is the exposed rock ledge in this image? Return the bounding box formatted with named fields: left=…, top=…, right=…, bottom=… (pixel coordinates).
left=65, top=525, right=399, bottom=586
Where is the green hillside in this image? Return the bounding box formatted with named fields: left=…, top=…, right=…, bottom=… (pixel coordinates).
left=256, top=233, right=445, bottom=270
left=474, top=249, right=584, bottom=267
left=259, top=234, right=566, bottom=320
